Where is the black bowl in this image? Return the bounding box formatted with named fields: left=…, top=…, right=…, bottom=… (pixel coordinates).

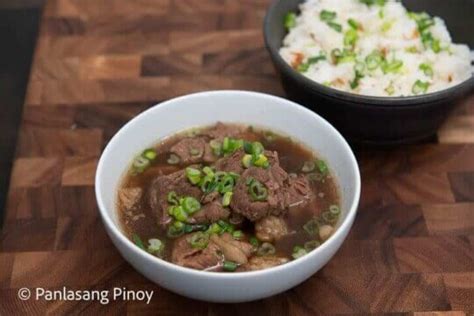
left=264, top=0, right=474, bottom=145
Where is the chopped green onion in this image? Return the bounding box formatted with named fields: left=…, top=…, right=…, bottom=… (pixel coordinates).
left=359, top=0, right=387, bottom=6
left=253, top=154, right=269, bottom=168
left=331, top=48, right=355, bottom=64
left=385, top=83, right=395, bottom=95
left=381, top=20, right=394, bottom=32
left=217, top=175, right=235, bottom=193
left=202, top=166, right=214, bottom=176
left=350, top=69, right=364, bottom=89
left=217, top=220, right=234, bottom=233
left=189, top=148, right=202, bottom=157
left=232, top=230, right=243, bottom=240
left=284, top=12, right=297, bottom=31
left=322, top=211, right=338, bottom=225
left=132, top=156, right=150, bottom=173
left=242, top=154, right=252, bottom=168
left=223, top=260, right=238, bottom=272
left=209, top=139, right=222, bottom=156
left=365, top=50, right=383, bottom=70
left=167, top=223, right=185, bottom=238
left=330, top=205, right=341, bottom=215
left=200, top=174, right=217, bottom=193
left=419, top=63, right=433, bottom=77
left=249, top=236, right=260, bottom=248
left=147, top=238, right=163, bottom=254
left=320, top=10, right=336, bottom=22
left=188, top=232, right=209, bottom=249
left=222, top=191, right=233, bottom=207
left=301, top=161, right=316, bottom=173
left=132, top=233, right=145, bottom=250
left=184, top=224, right=208, bottom=233
left=304, top=240, right=321, bottom=251
left=143, top=149, right=157, bottom=160
left=327, top=22, right=342, bottom=32
left=221, top=137, right=243, bottom=156
left=303, top=218, right=320, bottom=236
left=412, top=80, right=430, bottom=94
left=317, top=159, right=329, bottom=175
left=297, top=54, right=326, bottom=73
left=185, top=167, right=202, bottom=185
left=348, top=18, right=360, bottom=30
left=344, top=29, right=358, bottom=48
left=243, top=141, right=253, bottom=154
left=257, top=242, right=276, bottom=256
left=171, top=205, right=188, bottom=222
left=167, top=153, right=180, bottom=165
left=251, top=142, right=264, bottom=156
left=167, top=191, right=179, bottom=205
left=292, top=246, right=308, bottom=259
left=207, top=222, right=222, bottom=235
left=182, top=196, right=201, bottom=214
left=382, top=59, right=403, bottom=74
left=248, top=178, right=268, bottom=202
left=405, top=46, right=418, bottom=53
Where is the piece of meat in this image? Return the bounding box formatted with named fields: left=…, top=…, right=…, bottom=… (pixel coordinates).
left=148, top=170, right=202, bottom=226
left=201, top=122, right=244, bottom=140
left=201, top=191, right=220, bottom=204
left=118, top=188, right=143, bottom=211
left=239, top=256, right=289, bottom=271
left=169, top=137, right=217, bottom=164
left=171, top=233, right=223, bottom=270
left=255, top=216, right=289, bottom=242
left=213, top=149, right=246, bottom=174
left=283, top=175, right=313, bottom=208
left=210, top=233, right=253, bottom=264
left=188, top=201, right=230, bottom=224
left=230, top=153, right=288, bottom=221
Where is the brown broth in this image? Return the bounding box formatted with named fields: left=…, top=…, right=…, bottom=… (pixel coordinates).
left=118, top=124, right=340, bottom=270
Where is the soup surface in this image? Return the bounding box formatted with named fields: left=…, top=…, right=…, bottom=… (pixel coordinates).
left=118, top=123, right=340, bottom=272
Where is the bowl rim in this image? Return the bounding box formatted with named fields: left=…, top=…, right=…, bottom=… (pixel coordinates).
left=263, top=0, right=474, bottom=107
left=95, top=90, right=361, bottom=279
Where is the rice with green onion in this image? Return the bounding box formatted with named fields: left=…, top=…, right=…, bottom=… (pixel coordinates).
left=280, top=0, right=473, bottom=96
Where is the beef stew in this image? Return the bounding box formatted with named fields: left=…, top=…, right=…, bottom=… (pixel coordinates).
left=118, top=123, right=340, bottom=272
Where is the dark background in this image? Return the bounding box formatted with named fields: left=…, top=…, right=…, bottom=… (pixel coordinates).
left=0, top=1, right=43, bottom=226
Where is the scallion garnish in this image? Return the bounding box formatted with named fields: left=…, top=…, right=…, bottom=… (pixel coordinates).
left=247, top=178, right=268, bottom=202
left=222, top=191, right=233, bottom=207
left=223, top=260, right=238, bottom=272
left=419, top=63, right=433, bottom=77
left=365, top=50, right=383, bottom=70
left=412, top=80, right=430, bottom=94
left=147, top=238, right=163, bottom=255
left=284, top=12, right=297, bottom=31
left=132, top=233, right=146, bottom=250
left=344, top=29, right=358, bottom=48
left=182, top=196, right=201, bottom=214
left=257, top=242, right=276, bottom=256
left=292, top=246, right=308, bottom=259
left=320, top=10, right=337, bottom=22
left=185, top=167, right=202, bottom=185
left=188, top=232, right=209, bottom=249
left=381, top=59, right=403, bottom=74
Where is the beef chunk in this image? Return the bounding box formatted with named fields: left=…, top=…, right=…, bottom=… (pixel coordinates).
left=210, top=233, right=253, bottom=264
left=255, top=216, right=289, bottom=242
left=148, top=170, right=202, bottom=226
left=283, top=175, right=313, bottom=208
left=202, top=122, right=244, bottom=140
left=118, top=188, right=143, bottom=211
left=189, top=201, right=230, bottom=224
left=212, top=149, right=246, bottom=174
left=239, top=256, right=289, bottom=271
left=171, top=233, right=223, bottom=270
left=169, top=137, right=216, bottom=164
left=230, top=155, right=288, bottom=221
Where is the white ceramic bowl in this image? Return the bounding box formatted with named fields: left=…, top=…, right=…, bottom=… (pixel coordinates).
left=95, top=90, right=361, bottom=303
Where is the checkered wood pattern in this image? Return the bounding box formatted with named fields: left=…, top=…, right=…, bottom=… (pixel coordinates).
left=1, top=0, right=473, bottom=314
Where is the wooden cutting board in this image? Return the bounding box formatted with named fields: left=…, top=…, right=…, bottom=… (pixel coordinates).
left=1, top=0, right=473, bottom=314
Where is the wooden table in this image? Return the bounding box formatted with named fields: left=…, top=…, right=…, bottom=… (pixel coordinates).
left=1, top=0, right=473, bottom=314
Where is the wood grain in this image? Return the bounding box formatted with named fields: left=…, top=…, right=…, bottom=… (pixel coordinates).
left=1, top=0, right=473, bottom=314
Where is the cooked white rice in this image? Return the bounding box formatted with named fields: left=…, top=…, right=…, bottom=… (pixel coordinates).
left=279, top=0, right=473, bottom=96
